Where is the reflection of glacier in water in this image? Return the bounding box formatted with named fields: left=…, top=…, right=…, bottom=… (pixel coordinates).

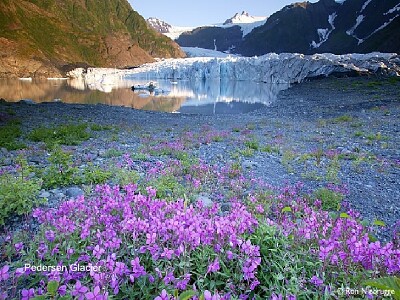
left=163, top=79, right=290, bottom=114
left=0, top=77, right=289, bottom=114
left=125, top=78, right=289, bottom=114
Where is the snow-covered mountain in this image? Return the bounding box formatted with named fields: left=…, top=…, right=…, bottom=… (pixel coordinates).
left=146, top=17, right=196, bottom=41
left=146, top=17, right=172, bottom=33
left=147, top=12, right=267, bottom=39
left=147, top=11, right=267, bottom=53
left=223, top=11, right=267, bottom=25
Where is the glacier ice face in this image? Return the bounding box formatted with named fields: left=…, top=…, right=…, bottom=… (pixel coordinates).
left=119, top=53, right=400, bottom=85
left=70, top=53, right=400, bottom=89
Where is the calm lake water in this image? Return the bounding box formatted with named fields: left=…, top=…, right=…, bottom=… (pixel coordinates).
left=0, top=78, right=289, bottom=115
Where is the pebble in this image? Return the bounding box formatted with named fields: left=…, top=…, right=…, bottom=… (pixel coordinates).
left=197, top=193, right=213, bottom=207
left=39, top=191, right=51, bottom=198
left=65, top=187, right=84, bottom=198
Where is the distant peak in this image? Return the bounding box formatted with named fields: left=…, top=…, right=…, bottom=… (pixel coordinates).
left=146, top=17, right=172, bottom=33
left=224, top=11, right=267, bottom=25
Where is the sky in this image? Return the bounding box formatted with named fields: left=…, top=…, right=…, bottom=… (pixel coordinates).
left=129, top=1, right=318, bottom=27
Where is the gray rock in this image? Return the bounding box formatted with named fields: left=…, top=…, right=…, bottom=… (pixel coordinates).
left=39, top=191, right=51, bottom=199
left=66, top=187, right=84, bottom=198
left=242, top=160, right=258, bottom=169
left=19, top=99, right=36, bottom=105
left=197, top=193, right=213, bottom=207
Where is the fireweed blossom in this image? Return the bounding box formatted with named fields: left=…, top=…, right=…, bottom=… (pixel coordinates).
left=1, top=153, right=398, bottom=300
left=11, top=182, right=261, bottom=297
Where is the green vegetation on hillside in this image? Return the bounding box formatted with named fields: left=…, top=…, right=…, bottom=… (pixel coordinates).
left=0, top=0, right=184, bottom=74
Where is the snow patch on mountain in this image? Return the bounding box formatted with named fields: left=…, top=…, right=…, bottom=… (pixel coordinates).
left=346, top=15, right=365, bottom=44
left=362, top=14, right=399, bottom=42
left=335, top=0, right=346, bottom=4
left=147, top=17, right=171, bottom=33
left=385, top=3, right=400, bottom=15
left=360, top=0, right=373, bottom=13
left=311, top=13, right=337, bottom=48
left=164, top=26, right=196, bottom=40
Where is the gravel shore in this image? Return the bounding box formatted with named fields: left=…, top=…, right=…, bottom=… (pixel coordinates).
left=1, top=76, right=399, bottom=241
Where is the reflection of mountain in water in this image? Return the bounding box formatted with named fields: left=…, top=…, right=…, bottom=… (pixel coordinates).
left=0, top=77, right=289, bottom=114
left=0, top=78, right=185, bottom=112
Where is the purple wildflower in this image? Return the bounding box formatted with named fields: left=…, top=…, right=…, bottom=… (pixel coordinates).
left=310, top=275, right=323, bottom=287
left=207, top=258, right=220, bottom=274
left=155, top=289, right=169, bottom=300
left=71, top=280, right=88, bottom=300
left=0, top=265, right=9, bottom=281
left=21, top=288, right=35, bottom=300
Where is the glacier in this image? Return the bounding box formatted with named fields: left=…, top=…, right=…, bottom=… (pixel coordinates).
left=69, top=52, right=400, bottom=88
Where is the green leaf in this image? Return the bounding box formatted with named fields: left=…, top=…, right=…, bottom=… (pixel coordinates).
left=32, top=296, right=46, bottom=300
left=281, top=206, right=292, bottom=213
left=179, top=290, right=197, bottom=300
left=47, top=280, right=59, bottom=296
left=363, top=276, right=400, bottom=300
left=360, top=220, right=369, bottom=227
left=373, top=220, right=386, bottom=227
left=339, top=212, right=350, bottom=218
left=368, top=233, right=378, bottom=242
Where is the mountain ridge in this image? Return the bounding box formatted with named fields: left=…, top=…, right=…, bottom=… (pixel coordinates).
left=148, top=0, right=399, bottom=56
left=0, top=0, right=185, bottom=78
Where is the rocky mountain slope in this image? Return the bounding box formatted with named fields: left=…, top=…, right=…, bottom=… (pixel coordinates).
left=0, top=0, right=185, bottom=78
left=240, top=0, right=400, bottom=55
left=152, top=0, right=399, bottom=56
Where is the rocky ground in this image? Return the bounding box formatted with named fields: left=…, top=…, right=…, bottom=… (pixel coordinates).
left=1, top=76, right=399, bottom=243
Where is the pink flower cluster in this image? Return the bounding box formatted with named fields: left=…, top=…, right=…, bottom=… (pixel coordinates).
left=10, top=183, right=261, bottom=298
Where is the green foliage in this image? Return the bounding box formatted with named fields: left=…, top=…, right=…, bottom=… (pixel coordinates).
left=1, top=0, right=182, bottom=69
left=244, top=139, right=260, bottom=151
left=113, top=168, right=141, bottom=186
left=148, top=174, right=185, bottom=199
left=0, top=120, right=25, bottom=150
left=0, top=157, right=44, bottom=225
left=131, top=152, right=149, bottom=161
left=249, top=224, right=321, bottom=298
left=82, top=163, right=112, bottom=185
left=313, top=188, right=344, bottom=211
left=332, top=115, right=353, bottom=123
left=40, top=145, right=80, bottom=188
left=237, top=147, right=255, bottom=157
left=363, top=276, right=400, bottom=300
left=261, top=144, right=280, bottom=154
left=179, top=290, right=197, bottom=300
left=89, top=123, right=113, bottom=131
left=325, top=155, right=340, bottom=183
left=282, top=150, right=296, bottom=173
left=28, top=123, right=90, bottom=147
left=103, top=148, right=124, bottom=158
